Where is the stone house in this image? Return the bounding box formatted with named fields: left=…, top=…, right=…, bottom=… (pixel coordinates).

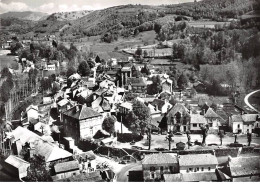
left=204, top=108, right=221, bottom=129
left=61, top=104, right=103, bottom=144
left=178, top=154, right=218, bottom=174
left=230, top=114, right=259, bottom=134
left=166, top=103, right=190, bottom=132
left=142, top=153, right=179, bottom=181
left=126, top=77, right=147, bottom=93
left=190, top=114, right=207, bottom=132
left=161, top=79, right=173, bottom=93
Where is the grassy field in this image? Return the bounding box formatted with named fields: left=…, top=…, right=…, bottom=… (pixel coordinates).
left=0, top=51, right=18, bottom=71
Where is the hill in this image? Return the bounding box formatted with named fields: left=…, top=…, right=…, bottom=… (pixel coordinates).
left=0, top=11, right=48, bottom=21
left=46, top=10, right=93, bottom=21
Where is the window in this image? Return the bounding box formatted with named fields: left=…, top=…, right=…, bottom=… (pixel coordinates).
left=150, top=166, right=155, bottom=171
left=193, top=124, right=197, bottom=127
left=160, top=166, right=164, bottom=172
left=151, top=172, right=155, bottom=179
left=208, top=167, right=211, bottom=171
left=189, top=168, right=193, bottom=172
left=196, top=167, right=199, bottom=172
left=201, top=167, right=204, bottom=171
left=238, top=124, right=240, bottom=129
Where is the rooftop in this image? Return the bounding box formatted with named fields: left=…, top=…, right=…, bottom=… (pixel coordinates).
left=142, top=153, right=178, bottom=165
left=54, top=160, right=79, bottom=174
left=179, top=154, right=218, bottom=167
left=190, top=114, right=207, bottom=124
left=63, top=104, right=102, bottom=120
left=126, top=77, right=147, bottom=87
left=229, top=156, right=260, bottom=177
left=5, top=155, right=30, bottom=169
left=204, top=108, right=219, bottom=118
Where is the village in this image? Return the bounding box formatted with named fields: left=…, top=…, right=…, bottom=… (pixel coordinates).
left=0, top=35, right=260, bottom=182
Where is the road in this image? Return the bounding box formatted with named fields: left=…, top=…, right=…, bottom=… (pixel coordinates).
left=115, top=162, right=142, bottom=182
left=244, top=89, right=260, bottom=113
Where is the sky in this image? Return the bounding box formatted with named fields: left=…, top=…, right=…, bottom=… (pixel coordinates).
left=0, top=0, right=197, bottom=14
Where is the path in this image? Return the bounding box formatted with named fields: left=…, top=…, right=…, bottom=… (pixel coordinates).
left=244, top=89, right=260, bottom=113
left=115, top=162, right=142, bottom=182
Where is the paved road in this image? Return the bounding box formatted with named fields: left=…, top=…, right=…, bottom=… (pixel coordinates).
left=244, top=89, right=260, bottom=113
left=115, top=162, right=142, bottom=182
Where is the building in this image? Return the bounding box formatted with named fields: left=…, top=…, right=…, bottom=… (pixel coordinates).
left=230, top=114, right=260, bottom=134
left=4, top=155, right=30, bottom=179
left=62, top=104, right=103, bottom=144
left=161, top=79, right=173, bottom=93
left=166, top=103, right=190, bottom=132
left=164, top=172, right=218, bottom=182
left=151, top=99, right=172, bottom=114
left=228, top=156, right=260, bottom=182
left=25, top=105, right=39, bottom=122
left=178, top=154, right=218, bottom=174
left=126, top=77, right=147, bottom=93
left=142, top=153, right=179, bottom=181
left=190, top=114, right=207, bottom=132
left=53, top=160, right=80, bottom=180
left=204, top=108, right=221, bottom=129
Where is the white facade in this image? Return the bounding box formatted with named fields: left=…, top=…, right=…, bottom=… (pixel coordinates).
left=79, top=116, right=102, bottom=138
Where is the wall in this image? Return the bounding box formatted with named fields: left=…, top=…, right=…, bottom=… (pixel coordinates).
left=190, top=123, right=204, bottom=131
left=55, top=169, right=80, bottom=180
left=79, top=116, right=103, bottom=139
left=179, top=164, right=216, bottom=174
left=232, top=121, right=243, bottom=133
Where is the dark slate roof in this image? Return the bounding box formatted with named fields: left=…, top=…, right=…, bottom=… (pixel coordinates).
left=179, top=154, right=218, bottom=167
left=204, top=108, right=219, bottom=118
left=229, top=156, right=260, bottom=177
left=63, top=104, right=102, bottom=120
left=126, top=77, right=147, bottom=86
left=142, top=153, right=178, bottom=165
left=54, top=160, right=79, bottom=173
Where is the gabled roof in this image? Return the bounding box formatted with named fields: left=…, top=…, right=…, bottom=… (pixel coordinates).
left=204, top=108, right=219, bottom=118
left=57, top=99, right=69, bottom=107
left=179, top=154, right=218, bottom=167
left=142, top=153, right=178, bottom=165
left=190, top=114, right=207, bottom=124
left=231, top=114, right=243, bottom=122
left=167, top=103, right=190, bottom=118
left=54, top=160, right=79, bottom=174
left=63, top=104, right=102, bottom=120
left=5, top=155, right=30, bottom=169
left=92, top=97, right=111, bottom=112
left=229, top=156, right=260, bottom=177
left=11, top=126, right=72, bottom=162
left=126, top=77, right=147, bottom=86
left=242, top=114, right=259, bottom=122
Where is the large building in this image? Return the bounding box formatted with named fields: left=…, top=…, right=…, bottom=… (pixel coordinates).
left=61, top=104, right=103, bottom=144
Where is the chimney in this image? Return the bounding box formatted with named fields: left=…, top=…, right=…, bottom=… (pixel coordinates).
left=67, top=104, right=71, bottom=110
left=75, top=105, right=80, bottom=112
left=155, top=105, right=159, bottom=111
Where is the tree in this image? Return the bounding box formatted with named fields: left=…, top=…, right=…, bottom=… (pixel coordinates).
left=95, top=55, right=101, bottom=63
left=200, top=125, right=209, bottom=146
left=135, top=46, right=142, bottom=56
left=177, top=73, right=189, bottom=89
left=158, top=114, right=167, bottom=132
left=66, top=66, right=76, bottom=77
left=78, top=61, right=91, bottom=77
left=132, top=100, right=150, bottom=134
left=102, top=116, right=116, bottom=135
left=190, top=88, right=197, bottom=98
left=147, top=75, right=162, bottom=95
left=25, top=155, right=52, bottom=182
left=218, top=130, right=224, bottom=146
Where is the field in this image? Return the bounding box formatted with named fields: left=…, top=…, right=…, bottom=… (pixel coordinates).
left=0, top=50, right=18, bottom=71
left=188, top=21, right=230, bottom=29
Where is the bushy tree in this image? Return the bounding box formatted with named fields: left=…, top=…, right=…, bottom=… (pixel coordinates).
left=177, top=73, right=189, bottom=89
left=78, top=61, right=91, bottom=77
left=25, top=155, right=52, bottom=182
left=135, top=46, right=142, bottom=56
left=66, top=66, right=76, bottom=77
left=102, top=116, right=116, bottom=135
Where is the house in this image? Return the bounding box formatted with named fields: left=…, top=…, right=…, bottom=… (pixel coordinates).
left=99, top=79, right=115, bottom=90
left=53, top=160, right=80, bottom=180
left=166, top=103, right=190, bottom=132
left=164, top=172, right=218, bottom=182
left=91, top=96, right=111, bottom=117
left=4, top=155, right=30, bottom=179
left=230, top=114, right=243, bottom=134
left=161, top=79, right=173, bottom=93
left=25, top=105, right=39, bottom=122
left=151, top=99, right=172, bottom=114
left=62, top=104, right=103, bottom=144
left=126, top=77, right=147, bottom=93
left=228, top=156, right=260, bottom=182
left=178, top=154, right=218, bottom=174
left=142, top=153, right=179, bottom=181
left=204, top=108, right=221, bottom=129
left=119, top=102, right=133, bottom=115
left=190, top=114, right=207, bottom=132
left=10, top=126, right=72, bottom=166
left=241, top=114, right=259, bottom=133
left=57, top=98, right=73, bottom=114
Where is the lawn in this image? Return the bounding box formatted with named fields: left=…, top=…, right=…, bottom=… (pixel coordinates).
left=0, top=50, right=18, bottom=71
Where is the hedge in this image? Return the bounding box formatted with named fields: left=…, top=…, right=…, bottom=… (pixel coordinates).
left=117, top=133, right=143, bottom=143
